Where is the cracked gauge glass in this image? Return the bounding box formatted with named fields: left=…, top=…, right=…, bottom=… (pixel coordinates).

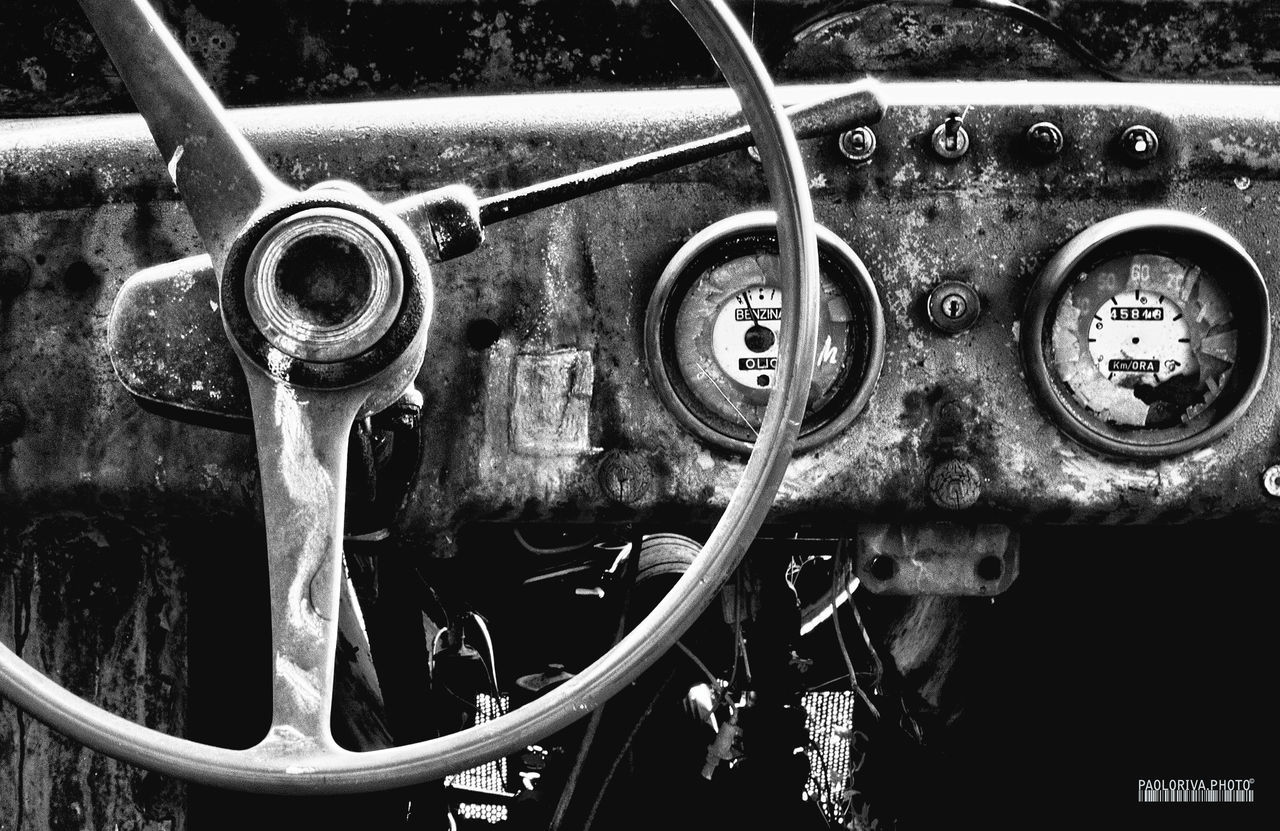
left=645, top=213, right=885, bottom=453
left=1024, top=211, right=1270, bottom=458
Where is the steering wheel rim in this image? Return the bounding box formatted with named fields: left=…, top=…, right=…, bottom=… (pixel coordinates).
left=0, top=0, right=821, bottom=794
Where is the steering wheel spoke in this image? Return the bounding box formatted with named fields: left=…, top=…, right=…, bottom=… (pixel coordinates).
left=237, top=365, right=370, bottom=753
left=78, top=0, right=294, bottom=273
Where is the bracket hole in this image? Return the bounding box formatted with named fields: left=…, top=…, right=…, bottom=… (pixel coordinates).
left=975, top=555, right=1004, bottom=582
left=466, top=318, right=502, bottom=350
left=867, top=555, right=897, bottom=582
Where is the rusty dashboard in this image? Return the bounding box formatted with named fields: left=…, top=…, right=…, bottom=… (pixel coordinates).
left=3, top=81, right=1280, bottom=545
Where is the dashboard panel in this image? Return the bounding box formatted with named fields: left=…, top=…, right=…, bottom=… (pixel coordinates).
left=4, top=82, right=1280, bottom=550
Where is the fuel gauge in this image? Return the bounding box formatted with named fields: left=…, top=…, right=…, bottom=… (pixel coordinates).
left=646, top=213, right=885, bottom=453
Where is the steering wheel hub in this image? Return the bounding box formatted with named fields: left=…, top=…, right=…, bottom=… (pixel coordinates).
left=245, top=207, right=404, bottom=363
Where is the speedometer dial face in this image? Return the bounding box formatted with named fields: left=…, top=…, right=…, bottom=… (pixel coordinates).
left=1053, top=256, right=1234, bottom=430
left=646, top=214, right=885, bottom=454
left=1025, top=211, right=1269, bottom=458
left=1087, top=288, right=1195, bottom=390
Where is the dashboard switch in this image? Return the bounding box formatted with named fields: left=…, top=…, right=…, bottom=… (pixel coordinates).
left=930, top=115, right=970, bottom=160
left=1119, top=124, right=1159, bottom=163
left=1024, top=121, right=1064, bottom=160
left=927, top=280, right=981, bottom=334
left=838, top=126, right=876, bottom=163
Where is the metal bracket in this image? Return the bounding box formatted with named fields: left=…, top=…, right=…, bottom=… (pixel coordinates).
left=855, top=523, right=1019, bottom=596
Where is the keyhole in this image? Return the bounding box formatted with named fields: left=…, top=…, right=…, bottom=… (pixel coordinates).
left=944, top=295, right=965, bottom=319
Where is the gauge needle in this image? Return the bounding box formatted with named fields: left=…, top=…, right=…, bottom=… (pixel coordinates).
left=741, top=290, right=760, bottom=323
left=698, top=361, right=759, bottom=438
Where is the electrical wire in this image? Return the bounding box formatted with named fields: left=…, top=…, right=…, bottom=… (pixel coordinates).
left=959, top=0, right=1130, bottom=82
left=728, top=569, right=745, bottom=688
left=469, top=611, right=500, bottom=696
left=846, top=570, right=884, bottom=695
left=512, top=526, right=600, bottom=556
left=791, top=0, right=1130, bottom=82
left=675, top=641, right=719, bottom=685
left=832, top=539, right=880, bottom=721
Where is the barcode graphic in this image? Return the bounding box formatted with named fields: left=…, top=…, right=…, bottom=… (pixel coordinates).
left=1138, top=789, right=1254, bottom=803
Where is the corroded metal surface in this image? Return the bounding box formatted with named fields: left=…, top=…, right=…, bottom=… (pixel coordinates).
left=0, top=512, right=187, bottom=830
left=5, top=2, right=1280, bottom=120
left=5, top=84, right=1280, bottom=550
left=0, top=2, right=1276, bottom=824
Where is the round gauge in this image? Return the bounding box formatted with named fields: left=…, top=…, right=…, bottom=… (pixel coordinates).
left=645, top=212, right=885, bottom=453
left=1023, top=210, right=1270, bottom=458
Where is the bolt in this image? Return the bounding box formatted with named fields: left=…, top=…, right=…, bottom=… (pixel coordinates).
left=597, top=450, right=652, bottom=505
left=931, top=117, right=970, bottom=160
left=1263, top=465, right=1280, bottom=497
left=0, top=253, right=32, bottom=298
left=928, top=459, right=981, bottom=510
left=1024, top=121, right=1064, bottom=160
left=837, top=127, right=877, bottom=164
left=1119, top=125, right=1159, bottom=163
left=746, top=145, right=762, bottom=164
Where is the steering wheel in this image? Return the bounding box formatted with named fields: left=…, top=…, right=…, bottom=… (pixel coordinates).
left=0, top=0, right=820, bottom=793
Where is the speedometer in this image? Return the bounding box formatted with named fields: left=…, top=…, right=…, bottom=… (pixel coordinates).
left=1023, top=210, right=1270, bottom=458
left=645, top=212, right=885, bottom=453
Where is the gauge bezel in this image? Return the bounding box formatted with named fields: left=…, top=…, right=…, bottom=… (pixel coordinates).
left=1023, top=209, right=1270, bottom=459
left=645, top=212, right=886, bottom=454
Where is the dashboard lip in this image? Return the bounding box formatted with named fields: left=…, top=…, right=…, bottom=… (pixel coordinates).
left=643, top=210, right=886, bottom=455
left=1020, top=208, right=1272, bottom=460
left=6, top=81, right=1280, bottom=207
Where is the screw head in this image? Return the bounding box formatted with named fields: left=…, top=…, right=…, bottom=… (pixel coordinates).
left=838, top=127, right=877, bottom=164
left=1025, top=121, right=1064, bottom=160
left=1119, top=125, right=1159, bottom=163
left=746, top=145, right=762, bottom=164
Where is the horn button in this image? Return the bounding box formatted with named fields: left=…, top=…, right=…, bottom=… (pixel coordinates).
left=245, top=207, right=403, bottom=363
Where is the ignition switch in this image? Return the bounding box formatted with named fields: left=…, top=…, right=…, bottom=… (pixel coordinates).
left=926, top=280, right=981, bottom=334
